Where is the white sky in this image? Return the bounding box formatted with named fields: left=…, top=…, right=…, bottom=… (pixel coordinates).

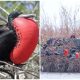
left=40, top=0, right=80, bottom=27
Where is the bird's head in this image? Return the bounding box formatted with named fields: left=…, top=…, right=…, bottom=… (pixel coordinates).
left=8, top=11, right=22, bottom=30
left=8, top=11, right=22, bottom=22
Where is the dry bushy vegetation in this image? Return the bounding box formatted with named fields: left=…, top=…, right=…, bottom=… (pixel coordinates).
left=41, top=7, right=80, bottom=72
left=41, top=54, right=80, bottom=72
left=41, top=7, right=80, bottom=42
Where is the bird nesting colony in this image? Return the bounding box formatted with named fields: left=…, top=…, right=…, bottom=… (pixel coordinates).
left=41, top=38, right=80, bottom=72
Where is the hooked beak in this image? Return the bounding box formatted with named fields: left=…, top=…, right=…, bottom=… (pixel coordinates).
left=18, top=14, right=38, bottom=22
left=18, top=14, right=36, bottom=18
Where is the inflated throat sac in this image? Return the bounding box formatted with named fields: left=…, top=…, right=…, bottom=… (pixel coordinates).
left=10, top=17, right=39, bottom=64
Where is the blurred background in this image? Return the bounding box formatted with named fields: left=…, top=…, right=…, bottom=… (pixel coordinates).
left=41, top=0, right=80, bottom=42
left=0, top=1, right=39, bottom=24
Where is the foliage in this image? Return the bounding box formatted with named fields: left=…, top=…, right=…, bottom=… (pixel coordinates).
left=41, top=6, right=80, bottom=72
left=0, top=1, right=39, bottom=22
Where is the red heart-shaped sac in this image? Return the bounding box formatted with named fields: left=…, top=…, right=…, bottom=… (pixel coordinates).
left=10, top=17, right=39, bottom=64
left=64, top=49, right=69, bottom=57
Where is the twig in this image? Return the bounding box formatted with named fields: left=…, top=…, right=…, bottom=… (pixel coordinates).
left=0, top=61, right=39, bottom=78
left=17, top=70, right=39, bottom=78
left=0, top=16, right=7, bottom=23
left=13, top=2, right=21, bottom=11
left=29, top=53, right=38, bottom=61
left=0, top=6, right=9, bottom=15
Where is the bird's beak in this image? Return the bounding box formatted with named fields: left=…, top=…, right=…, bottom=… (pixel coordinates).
left=18, top=14, right=36, bottom=18
left=18, top=14, right=38, bottom=22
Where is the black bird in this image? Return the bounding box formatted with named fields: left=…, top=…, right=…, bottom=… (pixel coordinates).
left=8, top=11, right=22, bottom=30
left=0, top=11, right=22, bottom=61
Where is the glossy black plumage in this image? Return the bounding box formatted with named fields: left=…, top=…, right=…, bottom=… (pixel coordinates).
left=0, top=30, right=16, bottom=61
left=8, top=11, right=22, bottom=30
left=0, top=11, right=22, bottom=61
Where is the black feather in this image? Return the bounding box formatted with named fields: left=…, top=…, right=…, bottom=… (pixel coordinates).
left=0, top=11, right=22, bottom=61
left=8, top=11, right=22, bottom=30
left=0, top=30, right=16, bottom=61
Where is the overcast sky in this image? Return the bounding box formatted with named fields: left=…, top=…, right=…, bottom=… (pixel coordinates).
left=40, top=0, right=80, bottom=27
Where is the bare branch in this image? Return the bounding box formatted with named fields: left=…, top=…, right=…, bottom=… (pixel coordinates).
left=0, top=6, right=9, bottom=15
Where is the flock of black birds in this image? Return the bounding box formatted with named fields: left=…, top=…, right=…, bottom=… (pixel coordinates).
left=41, top=37, right=80, bottom=72
left=42, top=37, right=80, bottom=58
